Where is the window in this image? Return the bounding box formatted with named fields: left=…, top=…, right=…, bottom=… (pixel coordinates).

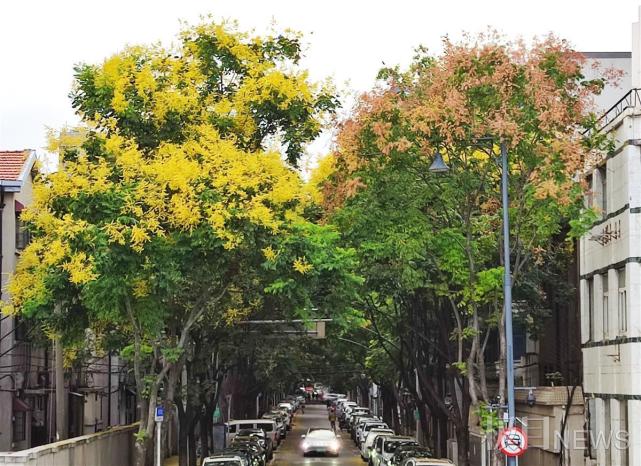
left=602, top=274, right=609, bottom=340
left=13, top=411, right=26, bottom=442
left=605, top=400, right=612, bottom=466
left=620, top=400, right=629, bottom=465
left=598, top=166, right=608, bottom=218
left=15, top=212, right=30, bottom=250
left=13, top=316, right=28, bottom=342
left=586, top=174, right=594, bottom=208
left=587, top=398, right=597, bottom=460
left=588, top=278, right=595, bottom=340
left=618, top=268, right=627, bottom=334
left=513, top=324, right=526, bottom=361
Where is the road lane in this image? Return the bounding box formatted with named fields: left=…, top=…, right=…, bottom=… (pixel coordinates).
left=272, top=403, right=363, bottom=466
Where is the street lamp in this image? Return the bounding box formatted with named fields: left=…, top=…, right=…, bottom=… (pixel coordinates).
left=428, top=149, right=450, bottom=173
left=430, top=141, right=517, bottom=466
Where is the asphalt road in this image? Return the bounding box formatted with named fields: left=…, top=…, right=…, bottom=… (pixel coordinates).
left=272, top=403, right=363, bottom=466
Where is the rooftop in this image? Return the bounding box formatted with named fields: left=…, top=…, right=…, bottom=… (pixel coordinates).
left=0, top=150, right=31, bottom=181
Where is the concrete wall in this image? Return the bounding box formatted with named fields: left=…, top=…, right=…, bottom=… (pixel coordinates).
left=0, top=423, right=137, bottom=466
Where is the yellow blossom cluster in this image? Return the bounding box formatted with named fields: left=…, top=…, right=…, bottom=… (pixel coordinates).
left=9, top=20, right=330, bottom=315
left=9, top=122, right=310, bottom=310
left=293, top=256, right=313, bottom=274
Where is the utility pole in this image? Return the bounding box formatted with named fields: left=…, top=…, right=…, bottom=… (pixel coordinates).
left=501, top=141, right=517, bottom=466
left=54, top=303, right=67, bottom=441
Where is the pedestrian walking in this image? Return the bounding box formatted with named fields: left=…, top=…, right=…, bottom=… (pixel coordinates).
left=328, top=409, right=337, bottom=432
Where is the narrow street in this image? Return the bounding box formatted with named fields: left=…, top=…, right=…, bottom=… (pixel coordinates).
left=272, top=403, right=363, bottom=466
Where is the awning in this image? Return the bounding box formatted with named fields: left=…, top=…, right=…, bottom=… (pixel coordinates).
left=13, top=396, right=31, bottom=412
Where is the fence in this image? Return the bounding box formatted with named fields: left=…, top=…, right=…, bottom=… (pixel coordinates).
left=0, top=423, right=138, bottom=466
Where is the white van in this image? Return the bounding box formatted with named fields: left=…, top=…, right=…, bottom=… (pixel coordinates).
left=225, top=419, right=278, bottom=448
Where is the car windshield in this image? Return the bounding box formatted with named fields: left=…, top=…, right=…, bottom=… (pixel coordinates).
left=398, top=447, right=433, bottom=458
left=307, top=429, right=335, bottom=439
left=365, top=424, right=387, bottom=431
left=256, top=423, right=274, bottom=432
left=203, top=461, right=241, bottom=466
left=237, top=429, right=262, bottom=436
left=384, top=440, right=418, bottom=453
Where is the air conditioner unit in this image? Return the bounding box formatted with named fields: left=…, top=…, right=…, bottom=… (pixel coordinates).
left=37, top=371, right=49, bottom=388
left=14, top=373, right=25, bottom=390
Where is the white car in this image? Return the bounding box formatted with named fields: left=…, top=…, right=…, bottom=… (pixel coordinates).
left=278, top=402, right=294, bottom=416
left=360, top=429, right=394, bottom=460
left=402, top=460, right=454, bottom=466
left=371, top=436, right=418, bottom=466
left=338, top=401, right=357, bottom=416
left=201, top=455, right=246, bottom=466
left=301, top=428, right=341, bottom=457
left=225, top=419, right=278, bottom=448
left=357, top=421, right=389, bottom=446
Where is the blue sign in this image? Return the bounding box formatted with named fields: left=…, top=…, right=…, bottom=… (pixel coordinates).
left=155, top=406, right=165, bottom=422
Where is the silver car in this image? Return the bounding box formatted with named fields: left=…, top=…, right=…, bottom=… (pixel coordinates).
left=301, top=428, right=341, bottom=457
left=201, top=455, right=246, bottom=466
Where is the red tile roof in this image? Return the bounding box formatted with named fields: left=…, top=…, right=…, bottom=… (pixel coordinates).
left=0, top=150, right=29, bottom=181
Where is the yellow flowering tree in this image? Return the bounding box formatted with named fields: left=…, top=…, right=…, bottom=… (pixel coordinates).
left=10, top=20, right=344, bottom=466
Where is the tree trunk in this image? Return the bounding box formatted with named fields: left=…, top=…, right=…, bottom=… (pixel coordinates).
left=456, top=423, right=470, bottom=466
left=189, top=420, right=198, bottom=466
left=133, top=435, right=154, bottom=466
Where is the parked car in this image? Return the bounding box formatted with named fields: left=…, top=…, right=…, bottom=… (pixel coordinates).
left=225, top=419, right=278, bottom=451
left=228, top=439, right=266, bottom=466
left=232, top=429, right=272, bottom=460
left=360, top=429, right=395, bottom=461
left=370, top=436, right=419, bottom=466
left=202, top=454, right=247, bottom=466
left=400, top=459, right=453, bottom=466
left=389, top=445, right=434, bottom=466
left=347, top=408, right=371, bottom=430
left=338, top=400, right=357, bottom=417
left=301, top=427, right=341, bottom=457
left=350, top=414, right=376, bottom=438
left=357, top=421, right=389, bottom=446
left=261, top=413, right=286, bottom=441
left=269, top=408, right=291, bottom=431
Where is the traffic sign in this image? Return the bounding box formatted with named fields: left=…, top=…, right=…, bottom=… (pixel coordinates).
left=497, top=426, right=527, bottom=457
left=155, top=405, right=165, bottom=422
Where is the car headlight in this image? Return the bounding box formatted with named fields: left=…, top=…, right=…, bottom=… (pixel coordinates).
left=330, top=440, right=340, bottom=450
left=301, top=441, right=309, bottom=450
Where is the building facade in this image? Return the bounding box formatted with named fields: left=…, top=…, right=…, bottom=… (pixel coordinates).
left=579, top=9, right=641, bottom=466
left=0, top=150, right=135, bottom=452
left=0, top=150, right=44, bottom=451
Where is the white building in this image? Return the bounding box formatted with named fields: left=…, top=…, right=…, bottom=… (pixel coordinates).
left=580, top=8, right=641, bottom=466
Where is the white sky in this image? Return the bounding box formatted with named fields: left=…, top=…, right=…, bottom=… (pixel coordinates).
left=1, top=0, right=640, bottom=161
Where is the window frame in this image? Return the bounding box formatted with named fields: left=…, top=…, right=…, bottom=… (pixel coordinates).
left=618, top=268, right=627, bottom=335
left=602, top=273, right=609, bottom=340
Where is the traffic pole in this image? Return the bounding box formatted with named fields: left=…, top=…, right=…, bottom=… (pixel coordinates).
left=156, top=421, right=161, bottom=466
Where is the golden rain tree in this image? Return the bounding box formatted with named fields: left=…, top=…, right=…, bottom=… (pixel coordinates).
left=9, top=20, right=341, bottom=466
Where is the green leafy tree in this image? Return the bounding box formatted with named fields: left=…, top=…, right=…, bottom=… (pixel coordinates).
left=324, top=34, right=613, bottom=465
left=9, top=20, right=340, bottom=466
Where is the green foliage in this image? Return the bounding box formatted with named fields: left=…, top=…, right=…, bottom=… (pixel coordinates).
left=477, top=403, right=503, bottom=433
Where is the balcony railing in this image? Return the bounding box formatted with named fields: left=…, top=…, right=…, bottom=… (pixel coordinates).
left=586, top=88, right=641, bottom=135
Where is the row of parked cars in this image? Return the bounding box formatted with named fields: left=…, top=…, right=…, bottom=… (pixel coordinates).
left=201, top=395, right=305, bottom=466
left=333, top=397, right=454, bottom=466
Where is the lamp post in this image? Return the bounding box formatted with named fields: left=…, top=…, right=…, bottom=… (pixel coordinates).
left=430, top=141, right=517, bottom=466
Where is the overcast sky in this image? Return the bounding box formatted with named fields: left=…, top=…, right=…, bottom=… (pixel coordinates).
left=1, top=0, right=640, bottom=159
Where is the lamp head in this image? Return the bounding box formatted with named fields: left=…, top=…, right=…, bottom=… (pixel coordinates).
left=429, top=150, right=450, bottom=173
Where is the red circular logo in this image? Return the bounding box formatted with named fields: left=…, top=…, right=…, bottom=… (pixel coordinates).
left=497, top=427, right=528, bottom=457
